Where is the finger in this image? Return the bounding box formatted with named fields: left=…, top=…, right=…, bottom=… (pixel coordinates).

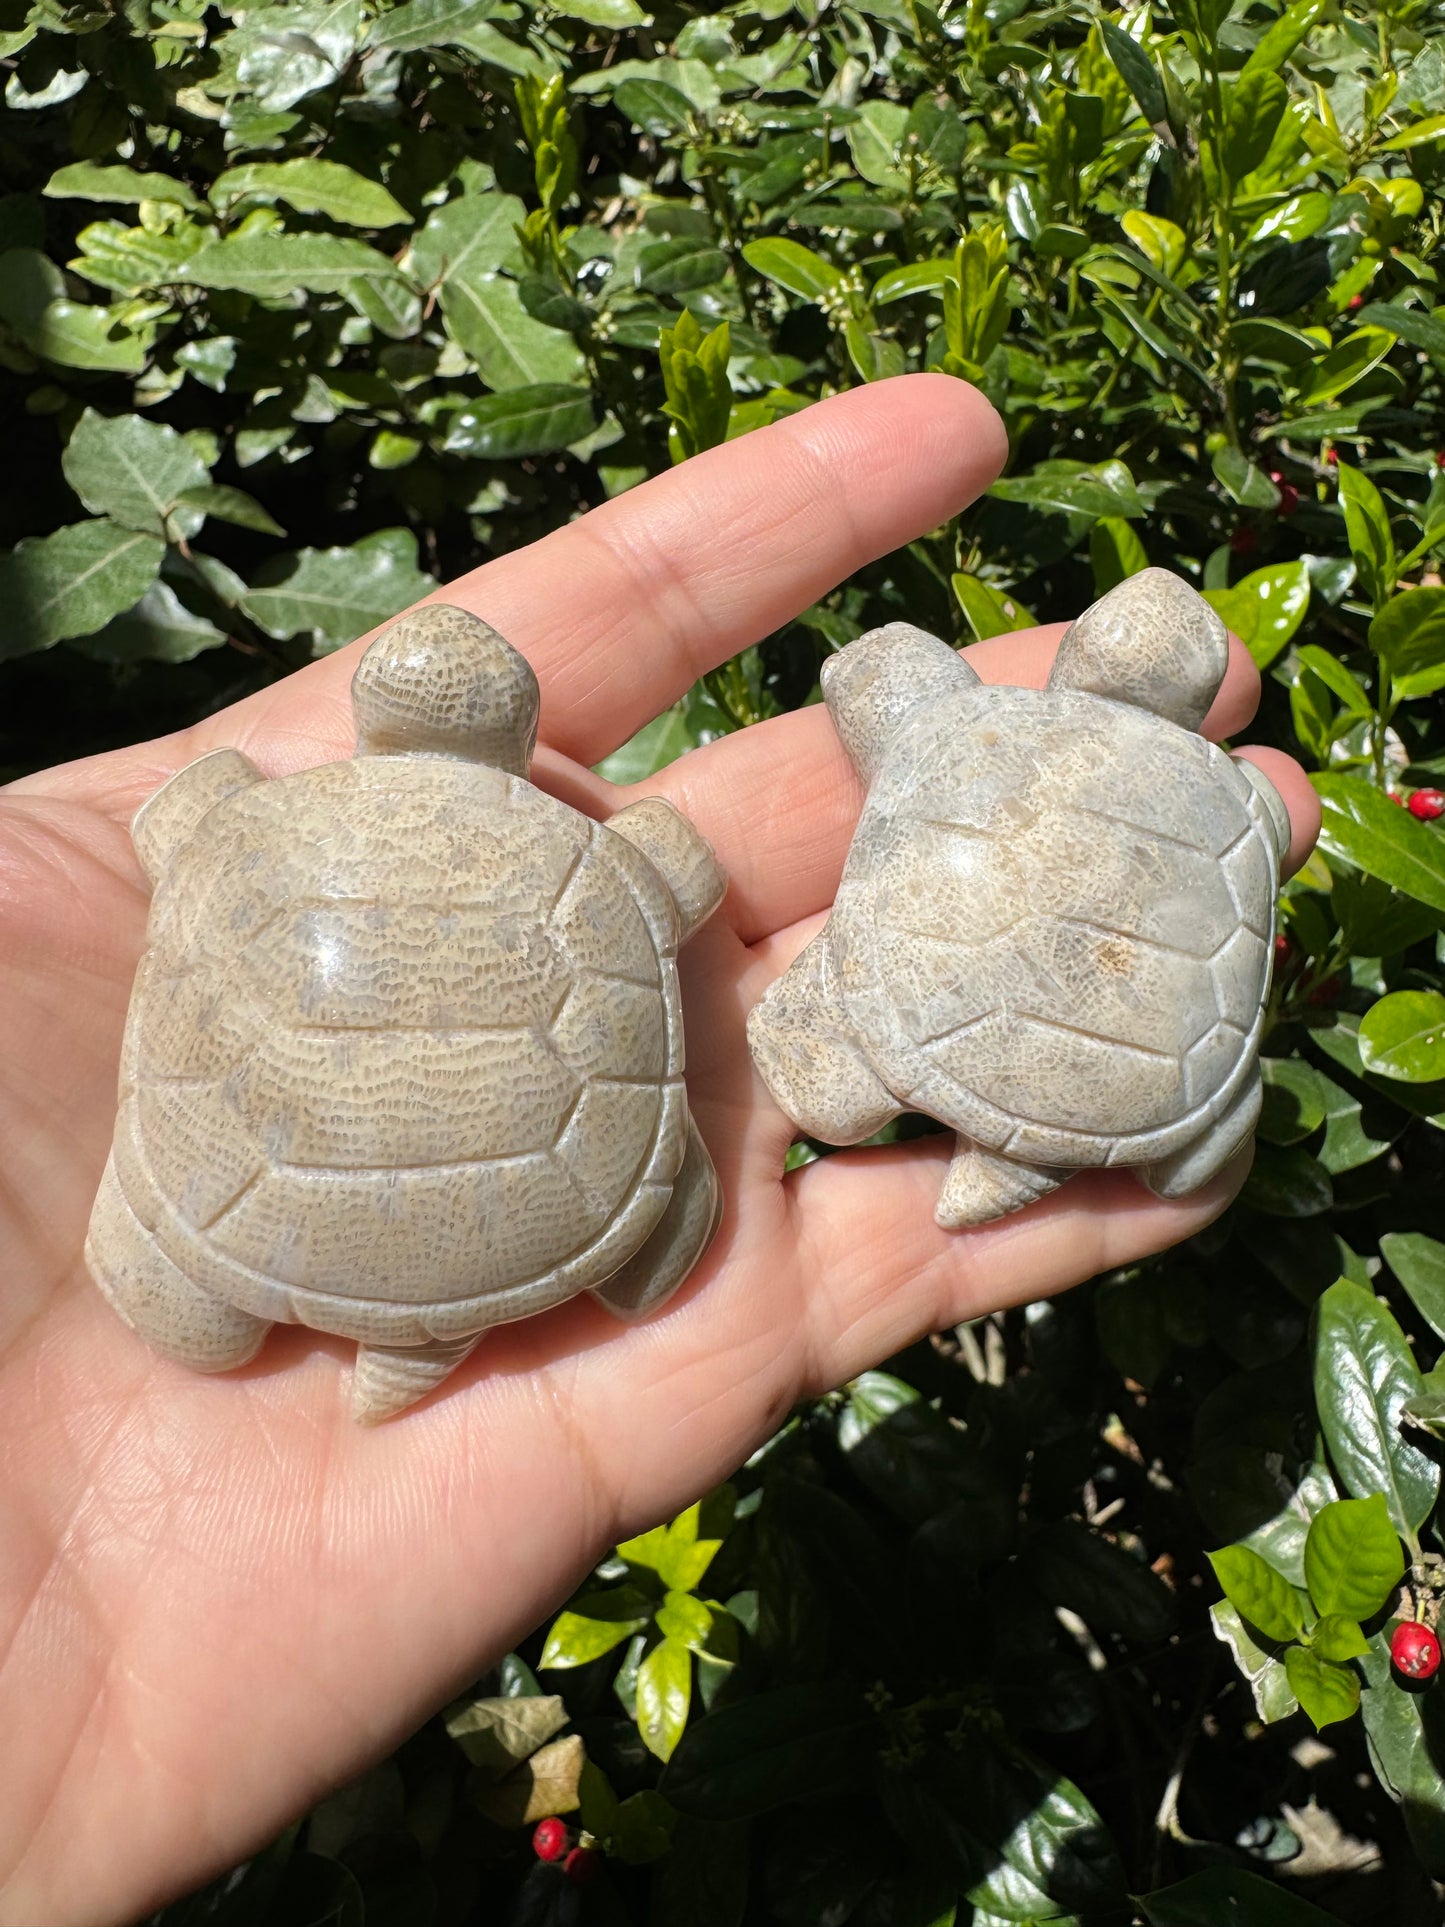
left=642, top=627, right=1279, bottom=944
left=1233, top=745, right=1321, bottom=879
left=787, top=1140, right=1249, bottom=1387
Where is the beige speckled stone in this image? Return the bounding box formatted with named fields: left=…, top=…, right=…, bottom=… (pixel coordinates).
left=747, top=569, right=1284, bottom=1227
left=86, top=605, right=726, bottom=1421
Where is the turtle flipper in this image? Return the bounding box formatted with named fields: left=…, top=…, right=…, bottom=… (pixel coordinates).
left=936, top=1142, right=1066, bottom=1229
left=606, top=797, right=726, bottom=941
left=1140, top=1078, right=1262, bottom=1201
left=748, top=936, right=898, bottom=1144
left=86, top=1154, right=272, bottom=1370
left=132, top=748, right=264, bottom=884
left=592, top=1116, right=720, bottom=1321
left=351, top=1333, right=480, bottom=1425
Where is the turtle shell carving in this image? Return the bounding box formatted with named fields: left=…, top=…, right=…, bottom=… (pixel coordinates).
left=748, top=568, right=1288, bottom=1228
left=85, top=606, right=726, bottom=1421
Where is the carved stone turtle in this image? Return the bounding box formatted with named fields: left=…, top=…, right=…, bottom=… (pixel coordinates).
left=748, top=569, right=1287, bottom=1226
left=86, top=605, right=726, bottom=1421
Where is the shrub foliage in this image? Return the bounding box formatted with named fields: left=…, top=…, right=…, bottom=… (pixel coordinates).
left=4, top=0, right=1445, bottom=1916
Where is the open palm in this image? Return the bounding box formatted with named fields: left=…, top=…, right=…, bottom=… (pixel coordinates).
left=0, top=377, right=1319, bottom=1927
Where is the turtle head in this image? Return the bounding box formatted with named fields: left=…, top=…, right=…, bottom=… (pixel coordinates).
left=821, top=622, right=981, bottom=784
left=1047, top=568, right=1228, bottom=731
left=352, top=605, right=540, bottom=775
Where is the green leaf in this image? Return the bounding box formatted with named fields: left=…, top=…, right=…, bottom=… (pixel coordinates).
left=1138, top=1867, right=1354, bottom=1924
left=843, top=320, right=905, bottom=384
left=1022, top=1519, right=1176, bottom=1641
left=1209, top=1602, right=1299, bottom=1721
left=439, top=273, right=586, bottom=389
left=660, top=1685, right=874, bottom=1820
left=1204, top=561, right=1311, bottom=668
left=68, top=580, right=228, bottom=664
left=871, top=258, right=954, bottom=304
left=212, top=160, right=408, bottom=228
left=0, top=520, right=164, bottom=657
left=1370, top=588, right=1445, bottom=701
left=368, top=0, right=519, bottom=59
left=837, top=1372, right=976, bottom=1527
left=741, top=237, right=843, bottom=301
left=620, top=1491, right=732, bottom=1594
left=1241, top=0, right=1327, bottom=74
left=1380, top=1233, right=1445, bottom=1339
left=1358, top=991, right=1445, bottom=1083
left=62, top=409, right=210, bottom=539
left=174, top=483, right=285, bottom=538
left=1284, top=1643, right=1361, bottom=1728
left=44, top=162, right=200, bottom=209
left=595, top=709, right=696, bottom=785
left=1312, top=1613, right=1369, bottom=1660
left=1303, top=1494, right=1403, bottom=1619
left=1357, top=301, right=1445, bottom=361
left=1336, top=460, right=1397, bottom=607
left=540, top=1586, right=653, bottom=1668
left=1313, top=1278, right=1438, bottom=1538
left=240, top=528, right=434, bottom=654
left=1207, top=1543, right=1309, bottom=1642
left=1240, top=1142, right=1333, bottom=1217
left=1224, top=70, right=1289, bottom=179
left=1212, top=445, right=1281, bottom=509
left=473, top=1734, right=584, bottom=1826
left=408, top=190, right=526, bottom=289
left=638, top=236, right=728, bottom=294
left=952, top=574, right=1034, bottom=641
left=655, top=1591, right=714, bottom=1652
left=611, top=77, right=695, bottom=135
left=636, top=1636, right=692, bottom=1763
left=1359, top=1635, right=1445, bottom=1876
left=1100, top=17, right=1167, bottom=126
left=1313, top=773, right=1445, bottom=914
left=182, top=232, right=408, bottom=298
left=445, top=1693, right=567, bottom=1773
left=962, top=1749, right=1125, bottom=1919
left=1401, top=1392, right=1445, bottom=1440
left=989, top=459, right=1143, bottom=521
left=1295, top=327, right=1394, bottom=407
left=1258, top=1057, right=1329, bottom=1145
left=1089, top=515, right=1149, bottom=596
left=441, top=383, right=595, bottom=458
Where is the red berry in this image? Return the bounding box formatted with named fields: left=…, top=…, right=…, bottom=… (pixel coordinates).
left=1392, top=1621, right=1441, bottom=1680
left=1307, top=973, right=1342, bottom=1007
left=1348, top=293, right=1364, bottom=310
left=1323, top=445, right=1337, bottom=468
left=1230, top=526, right=1257, bottom=555
left=1275, top=481, right=1299, bottom=516
left=564, top=1846, right=601, bottom=1887
left=1274, top=933, right=1293, bottom=965
left=1408, top=789, right=1445, bottom=822
left=532, top=1818, right=569, bottom=1862
left=1436, top=450, right=1445, bottom=469
left=1389, top=791, right=1408, bottom=806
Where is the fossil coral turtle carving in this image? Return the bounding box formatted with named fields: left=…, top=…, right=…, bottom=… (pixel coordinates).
left=748, top=568, right=1287, bottom=1227
left=86, top=605, right=726, bottom=1421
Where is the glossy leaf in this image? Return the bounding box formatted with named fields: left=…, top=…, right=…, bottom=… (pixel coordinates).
left=539, top=1586, right=653, bottom=1668
left=71, top=581, right=228, bottom=663
left=44, top=162, right=200, bottom=208
left=1203, top=560, right=1311, bottom=668
left=660, top=1685, right=873, bottom=1820
left=439, top=272, right=586, bottom=390
left=1358, top=991, right=1445, bottom=1082
left=1312, top=1279, right=1438, bottom=1537
left=952, top=574, right=1035, bottom=642
left=1208, top=1543, right=1309, bottom=1642
left=1313, top=773, right=1445, bottom=914
left=636, top=1636, right=692, bottom=1762
left=1371, top=588, right=1445, bottom=700
left=1138, top=1867, right=1350, bottom=1924
left=742, top=238, right=843, bottom=301
left=182, top=233, right=408, bottom=298
left=1258, top=1057, right=1329, bottom=1144
left=1302, top=1494, right=1403, bottom=1620
left=211, top=160, right=408, bottom=228
left=240, top=527, right=434, bottom=654
left=0, top=519, right=164, bottom=656
left=1284, top=1644, right=1361, bottom=1728
left=441, top=384, right=595, bottom=458
left=61, top=408, right=211, bottom=539
left=1336, top=460, right=1397, bottom=606
left=1209, top=1602, right=1299, bottom=1722
left=1312, top=1613, right=1369, bottom=1661
left=1380, top=1232, right=1445, bottom=1338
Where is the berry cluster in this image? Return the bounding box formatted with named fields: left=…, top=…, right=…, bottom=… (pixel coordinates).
left=532, top=1818, right=600, bottom=1887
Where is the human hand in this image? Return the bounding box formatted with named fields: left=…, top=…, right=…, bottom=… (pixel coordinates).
left=0, top=375, right=1319, bottom=1926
